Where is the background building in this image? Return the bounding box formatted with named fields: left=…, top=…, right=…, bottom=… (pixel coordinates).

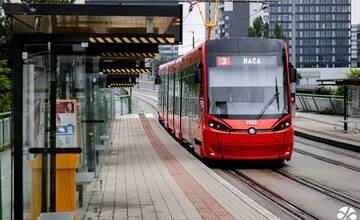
left=205, top=2, right=269, bottom=39
left=358, top=23, right=360, bottom=67
left=158, top=45, right=179, bottom=59
left=351, top=24, right=359, bottom=67
left=268, top=0, right=351, bottom=68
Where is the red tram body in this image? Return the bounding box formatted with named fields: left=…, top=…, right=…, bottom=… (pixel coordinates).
left=157, top=38, right=295, bottom=161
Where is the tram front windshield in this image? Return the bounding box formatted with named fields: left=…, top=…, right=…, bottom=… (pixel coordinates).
left=207, top=55, right=289, bottom=120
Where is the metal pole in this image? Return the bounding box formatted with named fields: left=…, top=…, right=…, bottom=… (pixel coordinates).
left=291, top=0, right=296, bottom=67
left=191, top=31, right=195, bottom=49
left=2, top=118, right=4, bottom=149
left=344, top=86, right=348, bottom=133
left=49, top=42, right=57, bottom=212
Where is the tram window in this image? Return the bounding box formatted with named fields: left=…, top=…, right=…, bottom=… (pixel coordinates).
left=194, top=63, right=202, bottom=84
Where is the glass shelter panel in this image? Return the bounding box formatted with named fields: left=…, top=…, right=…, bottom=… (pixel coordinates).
left=20, top=43, right=114, bottom=219
left=22, top=45, right=51, bottom=219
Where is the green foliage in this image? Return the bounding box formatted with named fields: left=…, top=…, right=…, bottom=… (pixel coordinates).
left=333, top=86, right=343, bottom=96
left=0, top=0, right=11, bottom=113
left=0, top=93, right=11, bottom=112
left=296, top=71, right=302, bottom=84
left=0, top=60, right=10, bottom=112
left=345, top=69, right=360, bottom=79
left=274, top=22, right=284, bottom=39
left=263, top=22, right=270, bottom=38
left=247, top=26, right=256, bottom=37
left=247, top=16, right=269, bottom=38
left=313, top=86, right=332, bottom=95
left=333, top=69, right=360, bottom=96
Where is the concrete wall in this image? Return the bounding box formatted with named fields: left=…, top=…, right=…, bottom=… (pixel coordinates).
left=297, top=68, right=360, bottom=89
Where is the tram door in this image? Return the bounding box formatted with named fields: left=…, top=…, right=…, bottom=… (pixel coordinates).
left=181, top=66, right=193, bottom=144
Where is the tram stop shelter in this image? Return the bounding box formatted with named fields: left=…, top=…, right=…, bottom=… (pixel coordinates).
left=317, top=79, right=360, bottom=132
left=4, top=3, right=182, bottom=219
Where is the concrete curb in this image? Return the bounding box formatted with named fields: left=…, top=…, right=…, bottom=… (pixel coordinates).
left=294, top=130, right=360, bottom=153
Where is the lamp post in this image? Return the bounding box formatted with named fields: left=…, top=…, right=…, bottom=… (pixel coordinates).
left=190, top=31, right=195, bottom=49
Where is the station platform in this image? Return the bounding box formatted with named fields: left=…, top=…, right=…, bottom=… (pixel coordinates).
left=294, top=112, right=360, bottom=150
left=81, top=113, right=278, bottom=220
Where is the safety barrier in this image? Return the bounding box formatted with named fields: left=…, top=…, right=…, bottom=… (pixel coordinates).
left=0, top=112, right=11, bottom=220
left=296, top=94, right=344, bottom=115
left=0, top=112, right=11, bottom=151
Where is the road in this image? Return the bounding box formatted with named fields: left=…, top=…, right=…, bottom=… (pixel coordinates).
left=133, top=86, right=360, bottom=220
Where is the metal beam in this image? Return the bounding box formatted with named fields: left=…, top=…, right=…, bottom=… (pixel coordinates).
left=4, top=3, right=181, bottom=17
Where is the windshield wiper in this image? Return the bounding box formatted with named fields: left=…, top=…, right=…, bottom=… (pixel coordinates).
left=256, top=77, right=280, bottom=120
left=275, top=78, right=280, bottom=110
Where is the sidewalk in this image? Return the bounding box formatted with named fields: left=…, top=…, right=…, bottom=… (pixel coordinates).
left=81, top=113, right=277, bottom=220
left=294, top=112, right=360, bottom=151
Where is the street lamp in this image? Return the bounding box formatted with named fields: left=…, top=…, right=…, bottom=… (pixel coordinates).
left=189, top=31, right=195, bottom=49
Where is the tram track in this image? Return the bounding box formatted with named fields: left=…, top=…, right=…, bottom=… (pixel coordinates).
left=223, top=169, right=319, bottom=220
left=295, top=138, right=360, bottom=160
left=273, top=168, right=360, bottom=210
left=293, top=148, right=360, bottom=173
left=135, top=90, right=360, bottom=219
left=134, top=90, right=360, bottom=173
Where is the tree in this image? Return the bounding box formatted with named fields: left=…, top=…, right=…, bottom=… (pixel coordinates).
left=0, top=1, right=11, bottom=113
left=263, top=22, right=270, bottom=38
left=247, top=16, right=269, bottom=38
left=274, top=22, right=284, bottom=39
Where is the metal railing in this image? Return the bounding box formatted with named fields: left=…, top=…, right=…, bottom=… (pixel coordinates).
left=296, top=93, right=344, bottom=115
left=0, top=112, right=11, bottom=150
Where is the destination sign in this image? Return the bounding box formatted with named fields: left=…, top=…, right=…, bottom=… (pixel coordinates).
left=216, top=55, right=279, bottom=67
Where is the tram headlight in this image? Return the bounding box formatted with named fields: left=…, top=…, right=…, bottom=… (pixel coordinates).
left=209, top=120, right=231, bottom=132
left=273, top=119, right=291, bottom=132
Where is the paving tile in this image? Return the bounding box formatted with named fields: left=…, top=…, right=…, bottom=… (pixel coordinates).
left=82, top=117, right=200, bottom=220
left=81, top=114, right=276, bottom=220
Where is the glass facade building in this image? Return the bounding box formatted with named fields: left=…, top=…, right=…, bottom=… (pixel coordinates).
left=268, top=0, right=351, bottom=68
left=206, top=2, right=250, bottom=39
left=357, top=24, right=360, bottom=67
left=351, top=24, right=358, bottom=67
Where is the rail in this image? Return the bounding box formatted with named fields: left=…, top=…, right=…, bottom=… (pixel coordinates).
left=0, top=112, right=11, bottom=151
left=296, top=93, right=344, bottom=115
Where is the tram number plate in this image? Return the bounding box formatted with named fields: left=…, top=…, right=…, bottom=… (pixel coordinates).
left=217, top=57, right=231, bottom=66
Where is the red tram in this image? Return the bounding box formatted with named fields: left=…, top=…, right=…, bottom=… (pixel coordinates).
left=156, top=38, right=297, bottom=161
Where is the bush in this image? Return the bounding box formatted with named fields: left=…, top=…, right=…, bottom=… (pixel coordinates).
left=332, top=69, right=360, bottom=96
left=313, top=86, right=332, bottom=95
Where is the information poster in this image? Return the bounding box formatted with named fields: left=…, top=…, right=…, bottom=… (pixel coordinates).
left=56, top=100, right=77, bottom=148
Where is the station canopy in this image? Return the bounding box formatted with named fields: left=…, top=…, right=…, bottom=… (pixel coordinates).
left=4, top=3, right=182, bottom=86
left=4, top=3, right=182, bottom=41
